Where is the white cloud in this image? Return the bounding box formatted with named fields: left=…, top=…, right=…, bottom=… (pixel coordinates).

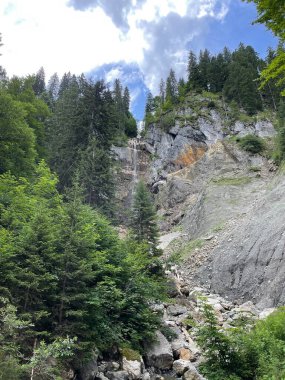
left=0, top=0, right=230, bottom=89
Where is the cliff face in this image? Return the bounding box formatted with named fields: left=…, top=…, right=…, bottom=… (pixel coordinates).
left=144, top=114, right=275, bottom=234
left=199, top=174, right=285, bottom=309
left=114, top=107, right=285, bottom=308
left=112, top=139, right=150, bottom=221
left=145, top=114, right=285, bottom=308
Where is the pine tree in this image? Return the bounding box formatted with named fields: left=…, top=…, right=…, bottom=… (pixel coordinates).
left=78, top=137, right=115, bottom=217
left=131, top=180, right=160, bottom=255
left=165, top=68, right=178, bottom=105
left=58, top=72, right=73, bottom=97
left=47, top=73, right=60, bottom=109
left=187, top=51, right=200, bottom=90
left=123, top=86, right=130, bottom=113
left=178, top=78, right=187, bottom=101
left=159, top=78, right=165, bottom=107
left=198, top=49, right=211, bottom=90
left=113, top=78, right=124, bottom=132
left=32, top=67, right=46, bottom=96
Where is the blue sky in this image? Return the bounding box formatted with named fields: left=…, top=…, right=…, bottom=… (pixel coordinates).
left=0, top=0, right=278, bottom=120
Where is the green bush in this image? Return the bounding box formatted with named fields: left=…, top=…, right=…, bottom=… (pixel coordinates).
left=197, top=302, right=285, bottom=380
left=237, top=134, right=264, bottom=154
left=159, top=111, right=176, bottom=132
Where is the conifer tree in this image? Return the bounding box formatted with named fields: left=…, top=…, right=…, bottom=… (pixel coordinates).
left=32, top=67, right=46, bottom=96
left=123, top=86, right=130, bottom=113
left=165, top=68, right=178, bottom=105
left=159, top=78, right=165, bottom=106
left=144, top=91, right=155, bottom=126
left=187, top=51, right=200, bottom=90
left=78, top=137, right=115, bottom=217
left=198, top=49, right=211, bottom=90
left=47, top=73, right=60, bottom=109
left=131, top=180, right=160, bottom=255
left=178, top=78, right=187, bottom=100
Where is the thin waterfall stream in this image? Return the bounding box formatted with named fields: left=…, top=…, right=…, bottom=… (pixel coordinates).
left=130, top=137, right=140, bottom=195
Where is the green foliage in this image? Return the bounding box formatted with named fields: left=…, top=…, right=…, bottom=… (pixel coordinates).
left=223, top=44, right=263, bottom=115
left=197, top=304, right=285, bottom=380
left=78, top=137, right=115, bottom=217
left=159, top=111, right=176, bottom=131
left=131, top=180, right=161, bottom=256
left=244, top=1, right=285, bottom=96
left=237, top=134, right=265, bottom=154
left=273, top=100, right=285, bottom=163
left=0, top=91, right=36, bottom=176
left=120, top=347, right=141, bottom=361
left=28, top=337, right=77, bottom=380
left=0, top=166, right=165, bottom=363
left=212, top=176, right=252, bottom=186
left=0, top=298, right=29, bottom=379
left=46, top=74, right=135, bottom=208
left=168, top=239, right=205, bottom=263
left=197, top=300, right=239, bottom=379
left=165, top=69, right=178, bottom=105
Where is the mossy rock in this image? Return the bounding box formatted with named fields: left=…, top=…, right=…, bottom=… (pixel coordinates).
left=121, top=347, right=141, bottom=361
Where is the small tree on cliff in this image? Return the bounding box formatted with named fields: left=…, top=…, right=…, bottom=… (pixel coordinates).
left=131, top=180, right=161, bottom=255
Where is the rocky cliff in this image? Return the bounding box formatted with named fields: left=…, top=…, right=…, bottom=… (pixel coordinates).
left=114, top=102, right=285, bottom=309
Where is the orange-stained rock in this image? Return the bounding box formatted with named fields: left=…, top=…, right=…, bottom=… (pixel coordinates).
left=179, top=348, right=195, bottom=361
left=175, top=146, right=206, bottom=168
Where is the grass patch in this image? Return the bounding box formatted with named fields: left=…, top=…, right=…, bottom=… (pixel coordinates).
left=212, top=176, right=252, bottom=186
left=121, top=347, right=141, bottom=361
left=168, top=238, right=205, bottom=263
left=238, top=113, right=254, bottom=123
left=212, top=222, right=225, bottom=233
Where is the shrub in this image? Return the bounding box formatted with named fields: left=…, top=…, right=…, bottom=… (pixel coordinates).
left=197, top=303, right=285, bottom=380
left=159, top=111, right=176, bottom=132
left=238, top=134, right=264, bottom=154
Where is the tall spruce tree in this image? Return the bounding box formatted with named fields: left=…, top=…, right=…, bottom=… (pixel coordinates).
left=165, top=68, right=178, bottom=106
left=187, top=51, right=200, bottom=90
left=78, top=137, right=115, bottom=217
left=131, top=180, right=160, bottom=256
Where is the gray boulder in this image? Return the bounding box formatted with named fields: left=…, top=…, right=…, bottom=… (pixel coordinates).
left=79, top=351, right=98, bottom=380
left=167, top=304, right=188, bottom=316
left=173, top=359, right=192, bottom=376
left=183, top=365, right=205, bottom=380
left=122, top=357, right=143, bottom=379
left=96, top=373, right=110, bottom=380
left=105, top=371, right=129, bottom=380
left=145, top=331, right=173, bottom=370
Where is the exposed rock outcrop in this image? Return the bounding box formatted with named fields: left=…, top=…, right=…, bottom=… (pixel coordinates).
left=198, top=174, right=285, bottom=308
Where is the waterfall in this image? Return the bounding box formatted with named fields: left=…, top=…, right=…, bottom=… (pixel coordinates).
left=133, top=139, right=138, bottom=185
left=129, top=138, right=140, bottom=196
